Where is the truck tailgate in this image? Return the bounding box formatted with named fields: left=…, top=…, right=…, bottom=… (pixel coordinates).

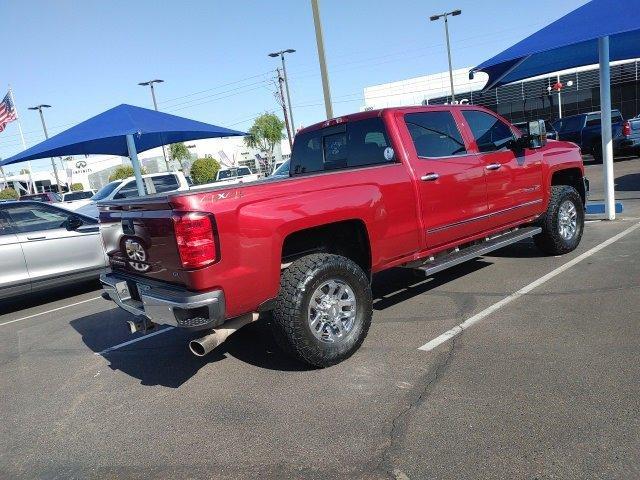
left=99, top=197, right=186, bottom=285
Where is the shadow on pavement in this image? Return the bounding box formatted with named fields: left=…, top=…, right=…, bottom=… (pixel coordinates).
left=615, top=173, right=640, bottom=191
left=0, top=279, right=101, bottom=316
left=371, top=261, right=490, bottom=311
left=70, top=310, right=311, bottom=388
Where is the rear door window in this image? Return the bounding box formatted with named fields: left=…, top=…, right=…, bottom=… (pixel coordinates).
left=462, top=110, right=515, bottom=152
left=405, top=111, right=467, bottom=157
left=150, top=174, right=179, bottom=194
left=290, top=117, right=393, bottom=175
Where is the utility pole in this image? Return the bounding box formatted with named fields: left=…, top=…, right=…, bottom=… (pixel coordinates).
left=276, top=68, right=293, bottom=150
left=430, top=9, right=462, bottom=103
left=310, top=0, right=333, bottom=119
left=28, top=104, right=62, bottom=193
left=138, top=79, right=170, bottom=170
left=269, top=49, right=296, bottom=135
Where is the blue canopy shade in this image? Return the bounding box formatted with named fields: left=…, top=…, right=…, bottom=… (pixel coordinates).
left=1, top=104, right=245, bottom=166
left=470, top=0, right=640, bottom=90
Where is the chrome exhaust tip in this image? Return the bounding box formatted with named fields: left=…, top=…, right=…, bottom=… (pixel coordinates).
left=188, top=313, right=258, bottom=357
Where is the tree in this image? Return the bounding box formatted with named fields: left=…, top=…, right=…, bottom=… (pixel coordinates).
left=70, top=183, right=84, bottom=191
left=190, top=157, right=221, bottom=185
left=108, top=165, right=148, bottom=182
left=244, top=113, right=284, bottom=172
left=0, top=188, right=19, bottom=200
left=169, top=143, right=191, bottom=171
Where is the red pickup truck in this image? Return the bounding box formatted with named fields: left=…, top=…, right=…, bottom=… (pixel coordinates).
left=100, top=105, right=587, bottom=367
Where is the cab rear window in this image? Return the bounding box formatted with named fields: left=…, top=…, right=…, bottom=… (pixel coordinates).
left=290, top=117, right=393, bottom=175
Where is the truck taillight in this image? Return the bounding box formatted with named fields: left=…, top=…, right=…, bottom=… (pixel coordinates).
left=622, top=121, right=631, bottom=137
left=172, top=212, right=219, bottom=268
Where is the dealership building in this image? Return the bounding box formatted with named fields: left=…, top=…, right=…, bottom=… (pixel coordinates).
left=363, top=58, right=640, bottom=123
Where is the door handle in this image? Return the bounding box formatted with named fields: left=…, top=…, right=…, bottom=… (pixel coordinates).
left=26, top=235, right=46, bottom=240
left=485, top=163, right=502, bottom=171
left=421, top=173, right=440, bottom=181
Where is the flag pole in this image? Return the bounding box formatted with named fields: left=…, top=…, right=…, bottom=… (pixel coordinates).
left=8, top=85, right=36, bottom=193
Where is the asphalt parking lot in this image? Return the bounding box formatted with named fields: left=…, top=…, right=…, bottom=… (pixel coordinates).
left=1, top=157, right=639, bottom=480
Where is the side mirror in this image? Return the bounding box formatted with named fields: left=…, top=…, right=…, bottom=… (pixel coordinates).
left=66, top=215, right=84, bottom=231
left=520, top=120, right=547, bottom=149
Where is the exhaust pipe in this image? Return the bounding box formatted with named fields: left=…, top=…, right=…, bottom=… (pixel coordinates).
left=189, top=313, right=259, bottom=357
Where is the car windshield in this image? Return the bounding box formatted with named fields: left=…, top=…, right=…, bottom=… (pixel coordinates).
left=272, top=159, right=290, bottom=176
left=64, top=191, right=93, bottom=201
left=91, top=181, right=121, bottom=201
left=217, top=167, right=252, bottom=180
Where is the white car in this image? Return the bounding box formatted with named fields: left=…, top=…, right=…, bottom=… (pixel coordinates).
left=76, top=172, right=189, bottom=218
left=58, top=190, right=95, bottom=211
left=214, top=167, right=260, bottom=186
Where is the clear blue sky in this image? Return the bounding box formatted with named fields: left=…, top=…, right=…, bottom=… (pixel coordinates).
left=1, top=0, right=587, bottom=171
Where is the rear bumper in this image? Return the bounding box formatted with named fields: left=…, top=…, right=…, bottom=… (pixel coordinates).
left=100, top=271, right=225, bottom=331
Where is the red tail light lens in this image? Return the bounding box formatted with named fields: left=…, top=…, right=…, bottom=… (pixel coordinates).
left=622, top=121, right=631, bottom=137
left=172, top=212, right=218, bottom=268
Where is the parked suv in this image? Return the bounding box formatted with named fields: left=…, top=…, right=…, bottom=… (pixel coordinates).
left=0, top=201, right=106, bottom=300
left=552, top=110, right=635, bottom=161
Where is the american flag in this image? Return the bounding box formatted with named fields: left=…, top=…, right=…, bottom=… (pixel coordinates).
left=0, top=92, right=17, bottom=133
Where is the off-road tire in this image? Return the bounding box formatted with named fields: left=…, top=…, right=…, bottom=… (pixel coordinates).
left=534, top=185, right=584, bottom=255
left=272, top=253, right=372, bottom=368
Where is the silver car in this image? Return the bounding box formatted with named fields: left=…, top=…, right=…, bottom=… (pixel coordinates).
left=0, top=201, right=107, bottom=300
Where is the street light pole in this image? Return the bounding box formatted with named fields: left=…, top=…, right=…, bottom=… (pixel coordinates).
left=311, top=0, right=333, bottom=119
left=430, top=9, right=462, bottom=103
left=269, top=49, right=296, bottom=136
left=28, top=104, right=62, bottom=193
left=138, top=79, right=170, bottom=170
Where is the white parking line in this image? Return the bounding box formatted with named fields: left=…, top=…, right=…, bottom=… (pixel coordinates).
left=94, top=326, right=175, bottom=356
left=419, top=221, right=640, bottom=352
left=0, top=296, right=102, bottom=327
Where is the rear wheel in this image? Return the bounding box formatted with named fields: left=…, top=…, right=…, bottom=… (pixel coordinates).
left=272, top=253, right=372, bottom=367
left=534, top=185, right=584, bottom=255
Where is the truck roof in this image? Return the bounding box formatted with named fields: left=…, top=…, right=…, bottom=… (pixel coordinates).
left=297, top=104, right=492, bottom=136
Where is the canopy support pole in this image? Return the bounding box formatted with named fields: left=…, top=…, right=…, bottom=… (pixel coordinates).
left=126, top=134, right=146, bottom=197
left=598, top=36, right=615, bottom=220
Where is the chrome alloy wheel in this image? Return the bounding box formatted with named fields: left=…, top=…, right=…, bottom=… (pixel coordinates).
left=558, top=200, right=578, bottom=240
left=308, top=279, right=357, bottom=343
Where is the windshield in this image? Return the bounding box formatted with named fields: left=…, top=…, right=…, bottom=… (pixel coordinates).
left=217, top=167, right=252, bottom=180
left=91, top=181, right=121, bottom=201
left=272, top=159, right=290, bottom=176
left=64, top=191, right=93, bottom=201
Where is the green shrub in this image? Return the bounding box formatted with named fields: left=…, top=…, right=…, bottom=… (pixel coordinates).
left=71, top=183, right=84, bottom=191
left=108, top=165, right=148, bottom=182
left=190, top=158, right=221, bottom=185
left=0, top=188, right=19, bottom=200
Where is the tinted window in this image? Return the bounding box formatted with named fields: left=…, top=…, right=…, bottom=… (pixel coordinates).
left=290, top=117, right=392, bottom=175
left=462, top=110, right=514, bottom=152
left=20, top=194, right=50, bottom=202
left=92, top=181, right=121, bottom=201
left=4, top=203, right=70, bottom=233
left=0, top=211, right=13, bottom=236
left=63, top=191, right=93, bottom=201
left=151, top=174, right=179, bottom=193
left=347, top=118, right=391, bottom=167
left=561, top=116, right=585, bottom=131
left=114, top=181, right=140, bottom=199
left=405, top=111, right=466, bottom=157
